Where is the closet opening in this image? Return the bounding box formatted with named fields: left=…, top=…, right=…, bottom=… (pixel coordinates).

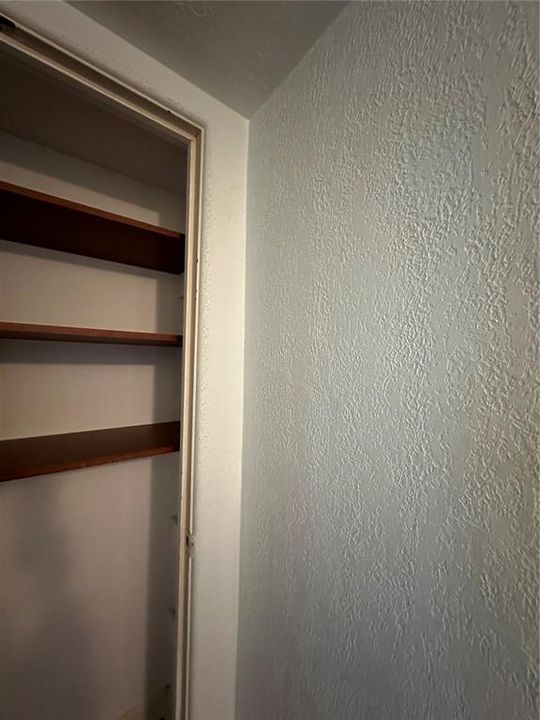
left=0, top=17, right=201, bottom=720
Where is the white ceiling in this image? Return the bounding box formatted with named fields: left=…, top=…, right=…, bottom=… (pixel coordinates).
left=69, top=1, right=347, bottom=118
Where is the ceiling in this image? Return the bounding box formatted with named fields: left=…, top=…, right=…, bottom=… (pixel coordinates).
left=69, top=1, right=347, bottom=118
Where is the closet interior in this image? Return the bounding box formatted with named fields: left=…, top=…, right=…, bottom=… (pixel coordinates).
left=0, top=43, right=188, bottom=720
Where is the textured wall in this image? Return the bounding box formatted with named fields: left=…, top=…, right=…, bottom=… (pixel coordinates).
left=239, top=3, right=538, bottom=719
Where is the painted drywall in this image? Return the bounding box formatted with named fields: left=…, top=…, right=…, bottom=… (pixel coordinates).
left=70, top=0, right=347, bottom=118
left=239, top=3, right=538, bottom=720
left=1, top=458, right=179, bottom=720
left=0, top=2, right=248, bottom=719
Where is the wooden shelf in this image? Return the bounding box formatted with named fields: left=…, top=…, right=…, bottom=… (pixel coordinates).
left=0, top=180, right=185, bottom=274
left=0, top=321, right=182, bottom=347
left=0, top=422, right=180, bottom=482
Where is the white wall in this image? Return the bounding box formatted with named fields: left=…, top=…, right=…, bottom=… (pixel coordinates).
left=239, top=3, right=538, bottom=720
left=0, top=3, right=248, bottom=719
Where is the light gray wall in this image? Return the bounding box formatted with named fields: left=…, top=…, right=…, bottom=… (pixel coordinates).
left=238, top=3, right=538, bottom=720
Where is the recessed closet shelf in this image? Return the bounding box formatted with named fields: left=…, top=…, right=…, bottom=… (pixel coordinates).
left=0, top=321, right=183, bottom=347
left=0, top=180, right=185, bottom=274
left=0, top=422, right=181, bottom=482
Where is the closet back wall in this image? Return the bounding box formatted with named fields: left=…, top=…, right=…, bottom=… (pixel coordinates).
left=0, top=119, right=185, bottom=717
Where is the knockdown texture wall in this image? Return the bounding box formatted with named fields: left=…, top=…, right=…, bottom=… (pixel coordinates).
left=239, top=3, right=538, bottom=720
